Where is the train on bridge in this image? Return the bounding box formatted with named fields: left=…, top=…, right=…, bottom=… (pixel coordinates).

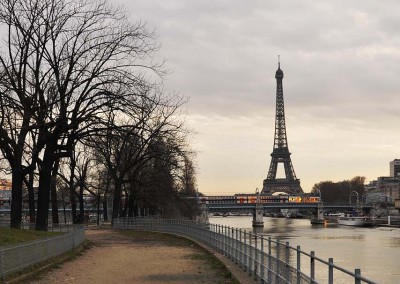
left=200, top=194, right=320, bottom=205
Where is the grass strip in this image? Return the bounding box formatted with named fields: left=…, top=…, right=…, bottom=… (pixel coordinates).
left=0, top=227, right=60, bottom=247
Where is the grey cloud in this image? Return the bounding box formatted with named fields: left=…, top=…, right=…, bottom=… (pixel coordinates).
left=116, top=0, right=400, bottom=134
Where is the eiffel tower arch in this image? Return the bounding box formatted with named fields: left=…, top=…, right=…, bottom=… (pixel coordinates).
left=262, top=59, right=303, bottom=195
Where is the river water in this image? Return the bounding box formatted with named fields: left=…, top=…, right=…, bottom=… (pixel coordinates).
left=210, top=215, right=400, bottom=284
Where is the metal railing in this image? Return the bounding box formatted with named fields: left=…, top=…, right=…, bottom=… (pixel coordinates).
left=374, top=216, right=400, bottom=226
left=0, top=225, right=85, bottom=280
left=113, top=218, right=377, bottom=284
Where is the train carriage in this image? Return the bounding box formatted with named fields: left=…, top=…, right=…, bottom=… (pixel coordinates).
left=201, top=194, right=320, bottom=204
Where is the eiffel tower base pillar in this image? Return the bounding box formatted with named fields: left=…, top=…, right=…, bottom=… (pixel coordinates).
left=252, top=203, right=264, bottom=227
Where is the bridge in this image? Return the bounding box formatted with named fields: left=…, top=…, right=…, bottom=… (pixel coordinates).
left=206, top=202, right=365, bottom=212
left=199, top=194, right=373, bottom=226
left=201, top=194, right=369, bottom=212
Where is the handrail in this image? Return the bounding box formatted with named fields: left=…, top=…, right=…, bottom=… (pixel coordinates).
left=113, top=217, right=377, bottom=284
left=0, top=225, right=85, bottom=280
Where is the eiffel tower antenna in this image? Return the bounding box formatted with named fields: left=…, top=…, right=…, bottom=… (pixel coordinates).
left=262, top=58, right=303, bottom=195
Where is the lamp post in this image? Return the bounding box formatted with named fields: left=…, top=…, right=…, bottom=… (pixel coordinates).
left=350, top=191, right=359, bottom=205
left=362, top=193, right=370, bottom=205
left=315, top=188, right=322, bottom=202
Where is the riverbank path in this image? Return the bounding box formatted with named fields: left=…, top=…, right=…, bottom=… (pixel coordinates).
left=27, top=226, right=253, bottom=284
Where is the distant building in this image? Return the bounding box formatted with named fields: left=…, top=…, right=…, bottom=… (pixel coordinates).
left=0, top=179, right=12, bottom=206
left=390, top=159, right=400, bottom=178
left=0, top=179, right=12, bottom=190
left=395, top=199, right=400, bottom=209
left=365, top=160, right=400, bottom=202
left=365, top=177, right=399, bottom=202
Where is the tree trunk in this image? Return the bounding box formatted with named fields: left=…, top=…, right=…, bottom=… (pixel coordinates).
left=111, top=181, right=122, bottom=222
left=128, top=193, right=135, bottom=217
left=27, top=171, right=36, bottom=223
left=51, top=159, right=60, bottom=225
left=69, top=155, right=78, bottom=223
left=63, top=201, right=67, bottom=224
left=121, top=193, right=128, bottom=217
left=10, top=166, right=24, bottom=229
left=102, top=199, right=108, bottom=221
left=35, top=144, right=56, bottom=231
left=96, top=193, right=101, bottom=225
left=78, top=184, right=85, bottom=224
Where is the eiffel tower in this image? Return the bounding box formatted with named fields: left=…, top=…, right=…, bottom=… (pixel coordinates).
left=262, top=58, right=303, bottom=195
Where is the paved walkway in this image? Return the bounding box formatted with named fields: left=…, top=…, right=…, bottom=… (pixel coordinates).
left=26, top=227, right=254, bottom=284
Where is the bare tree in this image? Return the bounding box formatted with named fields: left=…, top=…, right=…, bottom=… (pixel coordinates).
left=0, top=0, right=163, bottom=230
left=88, top=86, right=191, bottom=220
left=0, top=153, right=10, bottom=175
left=179, top=153, right=197, bottom=196
left=0, top=0, right=48, bottom=228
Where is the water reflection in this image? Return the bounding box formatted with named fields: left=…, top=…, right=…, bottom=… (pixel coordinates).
left=210, top=215, right=400, bottom=284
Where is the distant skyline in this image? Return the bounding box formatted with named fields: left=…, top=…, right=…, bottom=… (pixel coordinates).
left=113, top=0, right=400, bottom=195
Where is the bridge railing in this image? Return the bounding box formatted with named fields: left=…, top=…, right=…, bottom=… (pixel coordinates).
left=113, top=217, right=377, bottom=284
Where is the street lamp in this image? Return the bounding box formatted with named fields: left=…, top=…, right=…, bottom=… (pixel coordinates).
left=350, top=191, right=359, bottom=204
left=362, top=193, right=370, bottom=205
left=315, top=188, right=322, bottom=202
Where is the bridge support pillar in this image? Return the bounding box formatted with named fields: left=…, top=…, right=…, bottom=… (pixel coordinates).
left=252, top=202, right=264, bottom=227
left=311, top=202, right=325, bottom=224
left=197, top=202, right=209, bottom=224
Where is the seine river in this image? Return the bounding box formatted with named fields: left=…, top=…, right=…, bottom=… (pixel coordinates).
left=210, top=216, right=400, bottom=284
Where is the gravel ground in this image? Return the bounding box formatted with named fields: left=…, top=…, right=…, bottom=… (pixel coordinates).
left=26, top=227, right=240, bottom=284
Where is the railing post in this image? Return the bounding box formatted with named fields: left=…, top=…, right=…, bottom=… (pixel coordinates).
left=285, top=241, right=290, bottom=282
left=260, top=237, right=265, bottom=284
left=311, top=251, right=315, bottom=282
left=220, top=224, right=223, bottom=253
left=276, top=242, right=280, bottom=283
left=224, top=226, right=228, bottom=257
left=243, top=230, right=247, bottom=272
left=213, top=224, right=216, bottom=251
left=231, top=227, right=234, bottom=259
left=227, top=227, right=231, bottom=259
left=212, top=224, right=216, bottom=250
left=218, top=225, right=221, bottom=253
left=355, top=268, right=361, bottom=284
left=329, top=258, right=334, bottom=284
left=221, top=226, right=225, bottom=255
left=297, top=245, right=301, bottom=284
left=235, top=228, right=239, bottom=264
left=249, top=232, right=253, bottom=276
left=254, top=235, right=258, bottom=281
left=239, top=229, right=243, bottom=268
left=268, top=237, right=272, bottom=284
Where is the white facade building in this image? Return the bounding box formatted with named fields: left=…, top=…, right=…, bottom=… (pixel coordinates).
left=365, top=159, right=400, bottom=203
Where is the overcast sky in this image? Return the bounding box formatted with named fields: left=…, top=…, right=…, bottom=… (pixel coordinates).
left=116, top=0, right=400, bottom=195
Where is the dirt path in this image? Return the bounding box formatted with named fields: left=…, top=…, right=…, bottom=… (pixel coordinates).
left=27, top=227, right=240, bottom=284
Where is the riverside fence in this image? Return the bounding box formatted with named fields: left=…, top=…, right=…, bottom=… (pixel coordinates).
left=0, top=224, right=85, bottom=280
left=113, top=218, right=377, bottom=284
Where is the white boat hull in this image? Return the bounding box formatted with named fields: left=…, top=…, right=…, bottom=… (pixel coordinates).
left=337, top=216, right=374, bottom=227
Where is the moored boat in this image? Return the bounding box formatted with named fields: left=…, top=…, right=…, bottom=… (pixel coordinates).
left=337, top=215, right=375, bottom=227
left=310, top=218, right=325, bottom=225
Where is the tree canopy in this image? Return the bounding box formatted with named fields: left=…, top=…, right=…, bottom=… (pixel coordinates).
left=0, top=0, right=197, bottom=230
left=311, top=176, right=366, bottom=203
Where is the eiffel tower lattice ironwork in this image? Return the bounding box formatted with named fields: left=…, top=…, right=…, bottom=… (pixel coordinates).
left=262, top=59, right=303, bottom=195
